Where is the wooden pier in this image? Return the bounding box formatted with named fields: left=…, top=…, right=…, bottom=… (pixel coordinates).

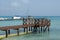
left=0, top=18, right=51, bottom=38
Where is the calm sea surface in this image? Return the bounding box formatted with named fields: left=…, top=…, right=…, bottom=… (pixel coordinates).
left=0, top=16, right=60, bottom=40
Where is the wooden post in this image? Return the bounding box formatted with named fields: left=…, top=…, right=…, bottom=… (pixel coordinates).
left=29, top=27, right=30, bottom=31
left=13, top=29, right=20, bottom=36
left=31, top=27, right=32, bottom=31
left=41, top=27, right=42, bottom=31
left=24, top=28, right=25, bottom=32
left=43, top=27, right=45, bottom=32
left=26, top=27, right=28, bottom=34
left=34, top=27, right=35, bottom=31
left=44, top=26, right=47, bottom=31
left=48, top=27, right=49, bottom=31
left=5, top=30, right=8, bottom=38
left=17, top=29, right=19, bottom=36
left=39, top=27, right=40, bottom=33
left=33, top=27, right=37, bottom=32
left=8, top=30, right=10, bottom=34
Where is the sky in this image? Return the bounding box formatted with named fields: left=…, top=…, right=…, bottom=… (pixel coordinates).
left=0, top=0, right=60, bottom=16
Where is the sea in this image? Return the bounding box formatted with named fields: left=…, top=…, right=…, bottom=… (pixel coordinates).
left=0, top=16, right=60, bottom=40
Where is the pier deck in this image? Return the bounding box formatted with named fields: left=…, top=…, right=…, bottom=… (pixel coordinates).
left=0, top=18, right=51, bottom=38
left=0, top=24, right=35, bottom=37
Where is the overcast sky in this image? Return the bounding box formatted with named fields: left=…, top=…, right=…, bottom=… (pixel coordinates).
left=0, top=0, right=60, bottom=16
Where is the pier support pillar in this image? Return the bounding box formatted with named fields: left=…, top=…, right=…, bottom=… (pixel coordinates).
left=39, top=27, right=40, bottom=33
left=29, top=27, right=30, bottom=31
left=43, top=27, right=45, bottom=32
left=5, top=30, right=8, bottom=38
left=41, top=27, right=42, bottom=31
left=44, top=26, right=47, bottom=31
left=33, top=27, right=37, bottom=32
left=31, top=27, right=32, bottom=31
left=48, top=27, right=49, bottom=31
left=8, top=30, right=10, bottom=34
left=26, top=27, right=28, bottom=34
left=17, top=29, right=19, bottom=36
left=24, top=28, right=25, bottom=32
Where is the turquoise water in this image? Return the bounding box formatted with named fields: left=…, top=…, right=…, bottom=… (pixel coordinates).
left=0, top=20, right=23, bottom=35
left=0, top=16, right=60, bottom=40
left=0, top=20, right=23, bottom=27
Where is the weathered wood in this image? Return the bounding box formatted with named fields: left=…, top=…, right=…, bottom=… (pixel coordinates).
left=29, top=27, right=30, bottom=31
left=44, top=27, right=48, bottom=31
left=41, top=27, right=42, bottom=31
left=17, top=29, right=19, bottom=36
left=48, top=27, right=49, bottom=31
left=39, top=27, right=40, bottom=33
left=8, top=30, right=10, bottom=34
left=31, top=27, right=32, bottom=31
left=24, top=28, right=25, bottom=32
left=0, top=18, right=51, bottom=38
left=26, top=27, right=28, bottom=34
left=13, top=29, right=20, bottom=36
left=5, top=30, right=8, bottom=38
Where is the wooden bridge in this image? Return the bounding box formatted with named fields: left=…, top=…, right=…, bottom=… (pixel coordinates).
left=0, top=18, right=51, bottom=38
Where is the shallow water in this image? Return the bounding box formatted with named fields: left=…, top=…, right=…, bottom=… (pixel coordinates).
left=2, top=30, right=60, bottom=40
left=0, top=16, right=60, bottom=40
left=0, top=20, right=23, bottom=35
left=0, top=20, right=23, bottom=27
